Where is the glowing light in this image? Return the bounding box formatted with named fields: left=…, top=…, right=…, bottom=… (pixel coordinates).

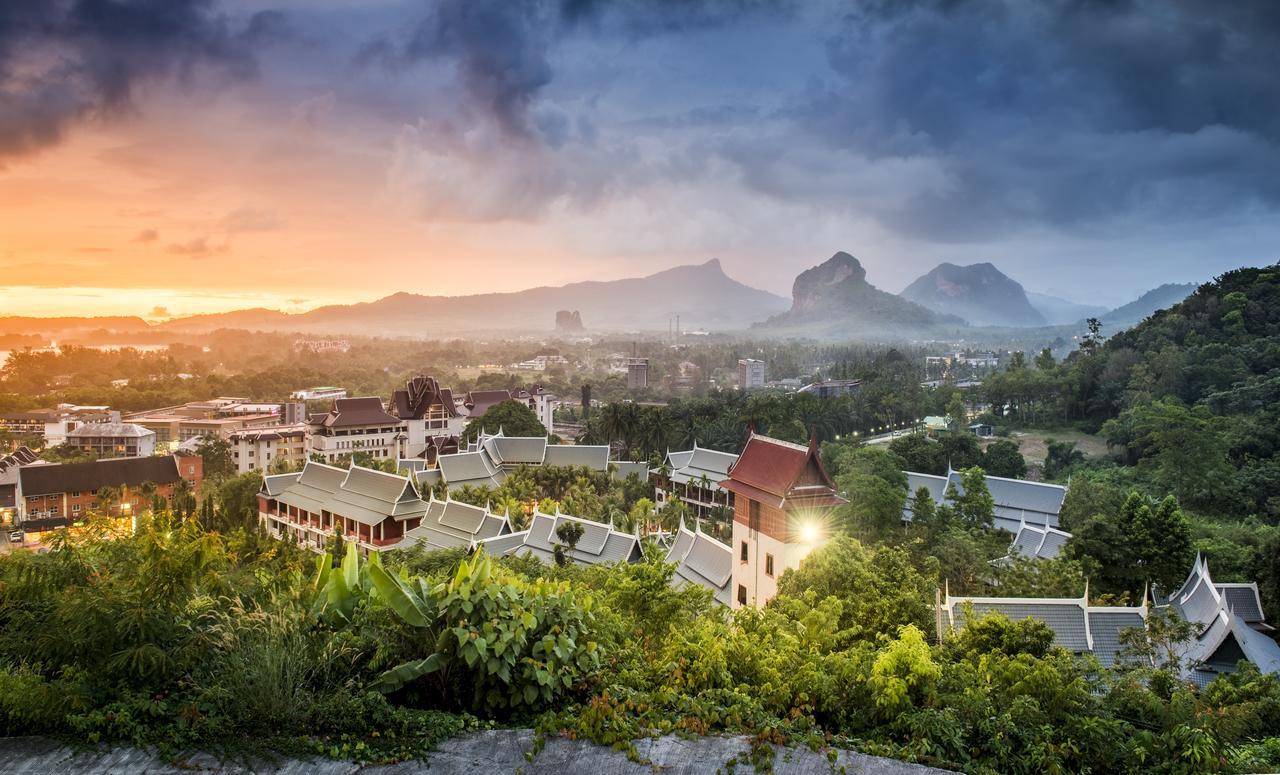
left=799, top=523, right=821, bottom=544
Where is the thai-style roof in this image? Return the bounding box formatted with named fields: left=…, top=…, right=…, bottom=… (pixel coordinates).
left=391, top=376, right=461, bottom=420
left=477, top=508, right=642, bottom=567
left=544, top=444, right=610, bottom=469
left=665, top=520, right=733, bottom=606
left=720, top=432, right=844, bottom=509
left=311, top=397, right=401, bottom=429
left=902, top=469, right=1065, bottom=533
left=940, top=589, right=1148, bottom=667
left=998, top=522, right=1072, bottom=562
left=261, top=461, right=428, bottom=528
left=431, top=430, right=635, bottom=491
left=660, top=443, right=739, bottom=488
left=400, top=495, right=511, bottom=552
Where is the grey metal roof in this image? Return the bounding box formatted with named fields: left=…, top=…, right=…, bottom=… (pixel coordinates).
left=1087, top=610, right=1147, bottom=668
left=949, top=600, right=1090, bottom=652
left=477, top=530, right=531, bottom=556
left=665, top=524, right=733, bottom=606
left=262, top=472, right=301, bottom=497
left=1216, top=584, right=1265, bottom=624
left=1007, top=524, right=1071, bottom=560
left=543, top=444, right=610, bottom=469
left=436, top=450, right=501, bottom=489
left=902, top=470, right=1063, bottom=531
left=66, top=422, right=154, bottom=438
left=483, top=436, right=547, bottom=465
left=611, top=461, right=650, bottom=481
left=665, top=450, right=695, bottom=471
left=401, top=496, right=511, bottom=552
left=479, top=510, right=642, bottom=567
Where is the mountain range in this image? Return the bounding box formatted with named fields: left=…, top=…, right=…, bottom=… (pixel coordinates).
left=0, top=257, right=1205, bottom=342
left=157, top=259, right=789, bottom=335
left=899, top=262, right=1046, bottom=327
left=761, top=252, right=962, bottom=338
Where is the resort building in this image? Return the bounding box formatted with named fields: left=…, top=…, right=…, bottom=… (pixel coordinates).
left=478, top=508, right=643, bottom=567
left=229, top=425, right=307, bottom=474
left=65, top=422, right=156, bottom=459
left=259, top=462, right=428, bottom=554
left=721, top=433, right=847, bottom=608
left=414, top=430, right=641, bottom=493
left=15, top=453, right=203, bottom=528
left=390, top=375, right=467, bottom=458
left=0, top=405, right=118, bottom=447
left=401, top=496, right=511, bottom=553
left=665, top=519, right=734, bottom=606
left=903, top=469, right=1067, bottom=535
left=654, top=444, right=738, bottom=518
left=305, top=397, right=407, bottom=463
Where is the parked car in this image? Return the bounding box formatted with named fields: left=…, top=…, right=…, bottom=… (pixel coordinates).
left=8, top=531, right=23, bottom=543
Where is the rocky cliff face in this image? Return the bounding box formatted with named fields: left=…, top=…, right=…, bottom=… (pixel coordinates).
left=762, top=252, right=958, bottom=338
left=555, top=310, right=584, bottom=331
left=900, top=262, right=1046, bottom=327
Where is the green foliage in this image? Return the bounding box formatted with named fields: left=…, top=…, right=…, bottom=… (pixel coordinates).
left=463, top=400, right=547, bottom=442
left=1068, top=491, right=1195, bottom=596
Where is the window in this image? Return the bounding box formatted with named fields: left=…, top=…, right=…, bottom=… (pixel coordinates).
left=749, top=500, right=761, bottom=531
left=72, top=504, right=80, bottom=513
left=740, top=541, right=749, bottom=563
left=70, top=491, right=80, bottom=498
left=765, top=554, right=774, bottom=577
left=737, top=585, right=747, bottom=606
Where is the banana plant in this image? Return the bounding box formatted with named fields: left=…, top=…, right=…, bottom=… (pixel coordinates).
left=366, top=561, right=445, bottom=693
left=311, top=541, right=380, bottom=624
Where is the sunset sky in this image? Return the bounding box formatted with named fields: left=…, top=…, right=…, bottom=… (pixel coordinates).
left=2, top=0, right=1279, bottom=318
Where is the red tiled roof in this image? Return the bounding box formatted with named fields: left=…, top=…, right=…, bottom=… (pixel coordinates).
left=465, top=390, right=513, bottom=418
left=720, top=432, right=840, bottom=502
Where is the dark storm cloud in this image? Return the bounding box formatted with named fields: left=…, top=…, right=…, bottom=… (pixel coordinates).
left=791, top=0, right=1280, bottom=239
left=0, top=0, right=279, bottom=157
left=359, top=0, right=788, bottom=138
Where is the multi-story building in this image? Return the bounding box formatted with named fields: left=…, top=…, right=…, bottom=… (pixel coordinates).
left=737, top=359, right=766, bottom=390
left=0, top=405, right=119, bottom=446
left=0, top=447, right=41, bottom=528
left=654, top=444, right=738, bottom=519
left=390, top=376, right=466, bottom=458
left=15, top=453, right=203, bottom=530
left=229, top=425, right=307, bottom=474
left=626, top=358, right=650, bottom=390
left=292, top=386, right=347, bottom=402
left=305, top=397, right=407, bottom=463
left=512, top=385, right=558, bottom=433
left=720, top=433, right=847, bottom=608
left=65, top=422, right=157, bottom=459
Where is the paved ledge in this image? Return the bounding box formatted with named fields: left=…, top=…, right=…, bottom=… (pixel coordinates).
left=0, top=730, right=952, bottom=774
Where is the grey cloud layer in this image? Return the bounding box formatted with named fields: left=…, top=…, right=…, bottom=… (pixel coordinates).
left=0, top=0, right=281, bottom=157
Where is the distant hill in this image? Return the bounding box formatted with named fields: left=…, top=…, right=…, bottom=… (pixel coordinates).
left=159, top=259, right=789, bottom=335
left=900, top=263, right=1046, bottom=327
left=1026, top=292, right=1108, bottom=326
left=1100, top=283, right=1198, bottom=329
left=759, top=252, right=961, bottom=339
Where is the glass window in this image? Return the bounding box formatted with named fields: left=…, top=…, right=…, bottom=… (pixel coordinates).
left=765, top=554, right=774, bottom=577
left=739, top=541, right=748, bottom=563
left=737, top=585, right=747, bottom=605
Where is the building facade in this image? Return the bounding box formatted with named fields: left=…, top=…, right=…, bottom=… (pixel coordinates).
left=390, top=376, right=466, bottom=458
left=737, top=359, right=766, bottom=390
left=306, top=397, right=407, bottom=463
left=626, top=358, right=649, bottom=390
left=229, top=425, right=307, bottom=473
left=720, top=433, right=847, bottom=608
left=654, top=444, right=738, bottom=518
left=15, top=453, right=203, bottom=527
left=65, top=422, right=157, bottom=458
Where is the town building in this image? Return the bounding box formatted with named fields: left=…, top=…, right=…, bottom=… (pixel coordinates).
left=939, top=555, right=1280, bottom=682
left=654, top=443, right=738, bottom=518
left=797, top=379, right=861, bottom=399
left=478, top=508, right=643, bottom=567
left=259, top=462, right=431, bottom=554
left=512, top=354, right=568, bottom=371
left=665, top=519, right=734, bottom=606
left=65, top=422, right=157, bottom=459
left=0, top=446, right=41, bottom=528
left=15, top=453, right=203, bottom=530
left=904, top=469, right=1066, bottom=535
left=968, top=422, right=995, bottom=438
left=305, top=397, right=407, bottom=463
left=229, top=425, right=307, bottom=474
left=737, top=359, right=766, bottom=390
left=390, top=376, right=466, bottom=458
left=720, top=433, right=847, bottom=608
left=460, top=389, right=515, bottom=422
left=291, top=386, right=348, bottom=402
left=124, top=398, right=288, bottom=446
left=0, top=405, right=119, bottom=446
left=626, top=358, right=650, bottom=390
left=401, top=496, right=511, bottom=552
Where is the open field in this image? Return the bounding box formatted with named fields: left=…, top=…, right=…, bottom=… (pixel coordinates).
left=1002, top=428, right=1111, bottom=465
